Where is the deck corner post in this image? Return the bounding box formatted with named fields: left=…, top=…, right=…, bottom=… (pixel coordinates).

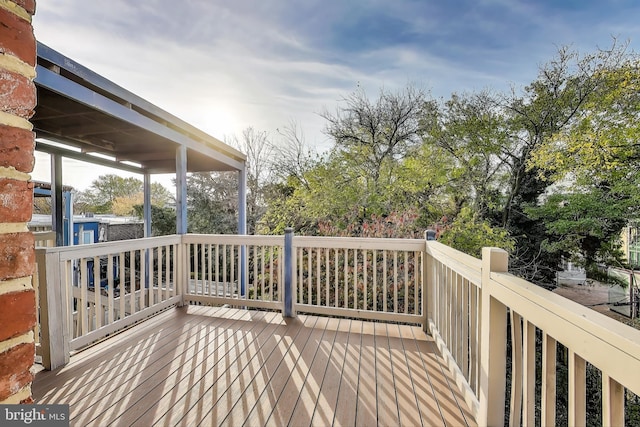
left=283, top=227, right=295, bottom=318
left=423, top=235, right=432, bottom=333
left=478, top=247, right=508, bottom=426
left=38, top=248, right=70, bottom=370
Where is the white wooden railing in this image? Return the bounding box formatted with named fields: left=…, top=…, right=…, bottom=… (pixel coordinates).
left=35, top=232, right=640, bottom=425
left=36, top=235, right=182, bottom=369
left=183, top=234, right=284, bottom=311
left=426, top=241, right=640, bottom=426
left=33, top=231, right=56, bottom=358
left=293, top=235, right=425, bottom=323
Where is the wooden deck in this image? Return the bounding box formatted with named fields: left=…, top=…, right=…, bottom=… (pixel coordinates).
left=33, top=305, right=476, bottom=427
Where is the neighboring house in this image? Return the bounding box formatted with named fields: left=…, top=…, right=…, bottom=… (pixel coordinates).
left=622, top=223, right=640, bottom=268
left=29, top=214, right=143, bottom=245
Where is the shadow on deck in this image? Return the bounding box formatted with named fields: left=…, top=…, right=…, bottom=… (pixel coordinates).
left=33, top=305, right=476, bottom=426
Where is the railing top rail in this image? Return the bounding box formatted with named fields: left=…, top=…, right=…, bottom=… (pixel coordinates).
left=183, top=234, right=284, bottom=246
left=427, top=240, right=482, bottom=270
left=427, top=240, right=482, bottom=285
left=293, top=236, right=425, bottom=251
left=33, top=230, right=56, bottom=238
left=33, top=231, right=56, bottom=247
left=491, top=270, right=640, bottom=395
left=40, top=235, right=182, bottom=261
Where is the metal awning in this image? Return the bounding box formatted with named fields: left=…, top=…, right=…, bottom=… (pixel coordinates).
left=33, top=42, right=246, bottom=174
left=32, top=42, right=248, bottom=241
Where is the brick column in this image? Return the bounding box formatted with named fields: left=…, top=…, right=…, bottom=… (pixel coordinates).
left=0, top=0, right=37, bottom=404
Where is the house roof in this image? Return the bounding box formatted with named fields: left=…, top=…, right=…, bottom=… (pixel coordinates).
left=33, top=42, right=246, bottom=174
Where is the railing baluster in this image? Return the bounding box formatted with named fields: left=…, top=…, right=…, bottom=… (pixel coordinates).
left=325, top=248, right=330, bottom=307
left=222, top=244, right=228, bottom=296
left=471, top=283, right=479, bottom=395
left=334, top=249, right=339, bottom=309
left=119, top=252, right=125, bottom=320
left=231, top=244, right=236, bottom=299
left=568, top=350, right=586, bottom=427
left=279, top=243, right=284, bottom=301
left=316, top=248, right=321, bottom=306
left=107, top=256, right=114, bottom=324
left=171, top=244, right=177, bottom=298
left=373, top=250, right=378, bottom=311
left=445, top=266, right=450, bottom=348
left=363, top=250, right=368, bottom=311
left=308, top=248, right=312, bottom=305
left=453, top=270, right=459, bottom=360
left=149, top=248, right=155, bottom=306
left=260, top=246, right=267, bottom=301
left=129, top=250, right=135, bottom=315
left=509, top=311, right=523, bottom=427
left=93, top=256, right=101, bottom=330
left=157, top=246, right=163, bottom=301
left=462, top=277, right=469, bottom=380
left=140, top=249, right=147, bottom=310
left=393, top=251, right=398, bottom=313
left=344, top=248, right=349, bottom=309
left=404, top=251, right=408, bottom=314
left=541, top=332, right=557, bottom=426
left=251, top=245, right=264, bottom=300
left=522, top=320, right=536, bottom=426
left=80, top=258, right=88, bottom=336
left=353, top=249, right=358, bottom=310
left=204, top=243, right=209, bottom=298
left=383, top=250, right=387, bottom=312
left=269, top=246, right=274, bottom=302
left=413, top=252, right=424, bottom=315
left=602, top=374, right=624, bottom=426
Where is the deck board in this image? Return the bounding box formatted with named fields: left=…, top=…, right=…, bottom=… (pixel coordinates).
left=33, top=305, right=477, bottom=427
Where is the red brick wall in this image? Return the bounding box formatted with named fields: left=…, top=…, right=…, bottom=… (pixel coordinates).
left=0, top=0, right=37, bottom=404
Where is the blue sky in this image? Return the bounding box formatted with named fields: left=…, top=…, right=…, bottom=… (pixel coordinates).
left=31, top=0, right=640, bottom=189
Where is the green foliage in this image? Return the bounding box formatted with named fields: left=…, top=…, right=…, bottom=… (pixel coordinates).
left=526, top=187, right=629, bottom=269
left=421, top=91, right=512, bottom=219
left=438, top=207, right=515, bottom=258
left=187, top=172, right=238, bottom=234
left=75, top=174, right=173, bottom=215
left=76, top=174, right=142, bottom=213
left=133, top=204, right=176, bottom=236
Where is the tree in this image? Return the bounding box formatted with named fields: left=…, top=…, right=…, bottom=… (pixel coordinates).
left=527, top=55, right=640, bottom=271
left=421, top=91, right=512, bottom=219
left=76, top=174, right=142, bottom=213
left=227, top=127, right=273, bottom=234
left=186, top=172, right=238, bottom=234
left=438, top=207, right=515, bottom=258
left=418, top=42, right=632, bottom=282
left=133, top=204, right=176, bottom=236
left=525, top=187, right=630, bottom=271
left=112, top=193, right=143, bottom=216
left=76, top=174, right=173, bottom=215
left=321, top=85, right=426, bottom=221
left=273, top=119, right=317, bottom=188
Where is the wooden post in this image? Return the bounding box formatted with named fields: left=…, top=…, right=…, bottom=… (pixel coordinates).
left=51, top=154, right=64, bottom=247
left=238, top=167, right=247, bottom=297
left=175, top=145, right=187, bottom=235
left=37, top=249, right=70, bottom=370
left=143, top=172, right=152, bottom=238
left=423, top=235, right=432, bottom=333
left=478, top=247, right=508, bottom=426
left=283, top=228, right=295, bottom=317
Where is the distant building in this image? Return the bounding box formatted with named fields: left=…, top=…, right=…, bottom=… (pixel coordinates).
left=30, top=213, right=143, bottom=245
